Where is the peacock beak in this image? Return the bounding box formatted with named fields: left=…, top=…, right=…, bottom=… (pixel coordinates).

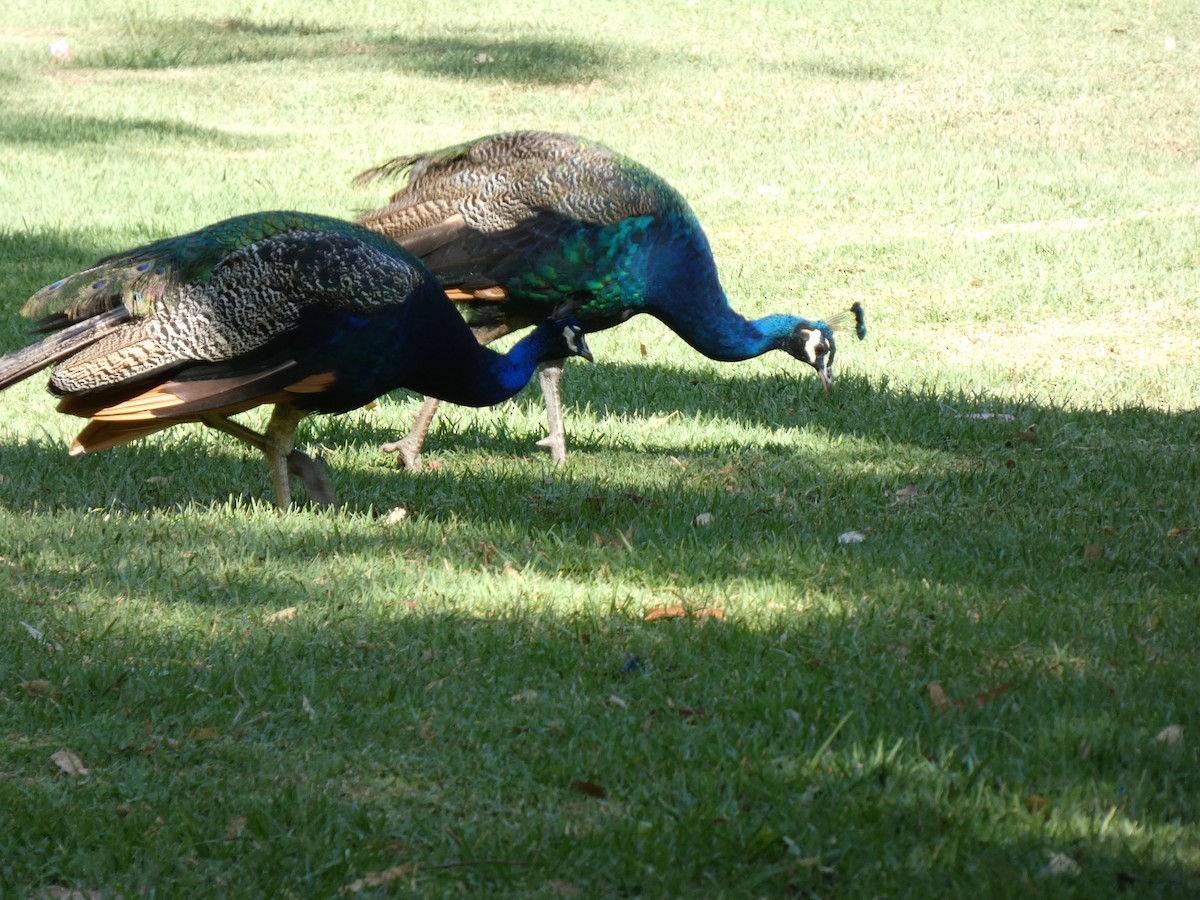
left=819, top=363, right=833, bottom=395
left=572, top=331, right=594, bottom=364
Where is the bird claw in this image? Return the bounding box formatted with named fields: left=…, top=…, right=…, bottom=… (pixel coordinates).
left=285, top=450, right=337, bottom=509
left=381, top=438, right=423, bottom=472
left=535, top=433, right=568, bottom=464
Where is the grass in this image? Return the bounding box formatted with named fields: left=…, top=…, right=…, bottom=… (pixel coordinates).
left=1, top=0, right=1198, bottom=895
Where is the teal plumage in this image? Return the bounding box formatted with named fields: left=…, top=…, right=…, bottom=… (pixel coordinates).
left=24, top=211, right=406, bottom=327
left=354, top=130, right=866, bottom=468
left=1, top=211, right=592, bottom=508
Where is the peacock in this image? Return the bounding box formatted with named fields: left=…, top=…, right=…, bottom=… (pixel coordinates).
left=0, top=211, right=592, bottom=509
left=353, top=130, right=866, bottom=469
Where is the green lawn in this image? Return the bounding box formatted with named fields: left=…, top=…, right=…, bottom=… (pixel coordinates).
left=1, top=1, right=1198, bottom=896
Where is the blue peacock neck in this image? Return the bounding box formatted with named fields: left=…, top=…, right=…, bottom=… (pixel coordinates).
left=412, top=327, right=548, bottom=409
left=640, top=220, right=797, bottom=363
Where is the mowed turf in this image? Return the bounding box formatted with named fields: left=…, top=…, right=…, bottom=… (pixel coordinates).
left=0, top=1, right=1197, bottom=896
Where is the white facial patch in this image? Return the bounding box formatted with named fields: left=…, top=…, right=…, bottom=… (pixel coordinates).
left=564, top=325, right=583, bottom=355
left=803, top=328, right=827, bottom=366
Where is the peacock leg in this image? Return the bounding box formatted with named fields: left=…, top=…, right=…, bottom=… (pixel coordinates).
left=533, top=358, right=568, bottom=464
left=263, top=405, right=335, bottom=509
left=381, top=396, right=440, bottom=472
left=200, top=407, right=335, bottom=510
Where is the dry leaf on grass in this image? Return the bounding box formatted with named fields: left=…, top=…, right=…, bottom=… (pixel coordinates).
left=838, top=530, right=867, bottom=544
left=20, top=621, right=62, bottom=650
left=340, top=864, right=413, bottom=894
left=593, top=528, right=634, bottom=550
left=928, top=682, right=950, bottom=712
left=17, top=679, right=53, bottom=698
left=570, top=780, right=608, bottom=800
left=928, top=681, right=1012, bottom=713
left=1155, top=725, right=1183, bottom=746
left=641, top=411, right=679, bottom=430
left=968, top=684, right=1013, bottom=707
left=224, top=815, right=248, bottom=841
left=383, top=506, right=408, bottom=526
left=264, top=607, right=297, bottom=624
left=548, top=880, right=581, bottom=897
left=891, top=484, right=919, bottom=505
left=51, top=749, right=89, bottom=776
left=1046, top=852, right=1081, bottom=876
left=961, top=411, right=1016, bottom=421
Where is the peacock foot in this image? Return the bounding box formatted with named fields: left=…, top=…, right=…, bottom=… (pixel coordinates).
left=286, top=449, right=337, bottom=509
left=381, top=437, right=424, bottom=472
left=535, top=433, right=568, bottom=465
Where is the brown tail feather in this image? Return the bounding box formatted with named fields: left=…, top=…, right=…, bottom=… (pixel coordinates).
left=0, top=308, right=131, bottom=391
left=69, top=420, right=176, bottom=455
left=56, top=361, right=335, bottom=421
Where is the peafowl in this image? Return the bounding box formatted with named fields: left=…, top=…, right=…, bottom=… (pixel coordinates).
left=354, top=130, right=866, bottom=469
left=0, top=211, right=592, bottom=509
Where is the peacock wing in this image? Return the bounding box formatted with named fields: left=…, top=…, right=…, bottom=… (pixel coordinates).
left=396, top=209, right=591, bottom=297
left=352, top=131, right=584, bottom=196
left=55, top=229, right=435, bottom=421
left=354, top=132, right=679, bottom=312
left=22, top=211, right=406, bottom=328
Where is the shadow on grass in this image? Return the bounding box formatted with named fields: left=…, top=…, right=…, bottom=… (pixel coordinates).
left=0, top=111, right=267, bottom=149
left=370, top=34, right=623, bottom=85
left=83, top=16, right=343, bottom=69
left=72, top=16, right=627, bottom=86
left=1, top=365, right=1195, bottom=590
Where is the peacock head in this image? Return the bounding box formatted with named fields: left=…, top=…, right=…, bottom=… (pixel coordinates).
left=542, top=316, right=594, bottom=364
left=788, top=321, right=836, bottom=394
left=783, top=302, right=866, bottom=395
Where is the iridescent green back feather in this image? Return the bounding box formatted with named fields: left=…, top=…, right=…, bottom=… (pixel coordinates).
left=23, top=211, right=405, bottom=325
